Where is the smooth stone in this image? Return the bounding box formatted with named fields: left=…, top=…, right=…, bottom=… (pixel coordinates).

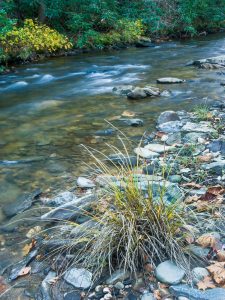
left=134, top=147, right=160, bottom=158
left=122, top=118, right=144, bottom=126
left=155, top=260, right=185, bottom=284
left=77, top=177, right=95, bottom=188
left=192, top=267, right=209, bottom=284
left=64, top=291, right=81, bottom=300
left=127, top=87, right=148, bottom=99
left=143, top=86, right=161, bottom=96
left=202, top=160, right=225, bottom=175
left=178, top=297, right=189, bottom=300
left=112, top=85, right=134, bottom=96
left=168, top=175, right=182, bottom=183
left=39, top=271, right=56, bottom=300
left=157, top=111, right=180, bottom=124
left=141, top=293, right=155, bottom=300
left=193, top=55, right=225, bottom=67
left=170, top=284, right=225, bottom=300
left=183, top=132, right=208, bottom=143
left=106, top=269, right=130, bottom=285
left=144, top=143, right=175, bottom=153
left=166, top=132, right=182, bottom=145
left=114, top=281, right=124, bottom=289
left=41, top=194, right=97, bottom=221
left=64, top=267, right=92, bottom=289
left=187, top=245, right=210, bottom=259
left=207, top=140, right=225, bottom=155
left=3, top=188, right=41, bottom=218
left=181, top=122, right=216, bottom=134
left=108, top=154, right=138, bottom=168
left=157, top=77, right=185, bottom=84
left=127, top=293, right=138, bottom=300
left=46, top=191, right=77, bottom=206
left=158, top=121, right=183, bottom=133
left=95, top=128, right=116, bottom=136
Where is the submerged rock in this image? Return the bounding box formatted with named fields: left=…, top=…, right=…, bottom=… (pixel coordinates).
left=157, top=77, right=185, bottom=84
left=77, top=177, right=95, bottom=188
left=95, top=128, right=116, bottom=136
left=112, top=85, right=134, bottom=96
left=108, top=154, right=138, bottom=168
left=193, top=55, right=225, bottom=69
left=122, top=118, right=144, bottom=126
left=64, top=267, right=92, bottom=289
left=170, top=284, right=225, bottom=300
left=155, top=260, right=185, bottom=284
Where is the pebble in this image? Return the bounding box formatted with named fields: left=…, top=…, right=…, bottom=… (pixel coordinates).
left=155, top=260, right=185, bottom=284
left=104, top=293, right=112, bottom=299
left=63, top=267, right=92, bottom=289
left=114, top=281, right=124, bottom=289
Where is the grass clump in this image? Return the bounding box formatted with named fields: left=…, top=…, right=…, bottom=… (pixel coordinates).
left=193, top=104, right=211, bottom=121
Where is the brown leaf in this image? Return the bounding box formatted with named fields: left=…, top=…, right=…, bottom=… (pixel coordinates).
left=18, top=266, right=31, bottom=277
left=121, top=110, right=136, bottom=117
left=207, top=186, right=225, bottom=196
left=198, top=154, right=212, bottom=162
left=0, top=276, right=8, bottom=294
left=196, top=233, right=218, bottom=248
left=182, top=182, right=202, bottom=189
left=197, top=275, right=216, bottom=290
left=217, top=250, right=225, bottom=262
left=184, top=195, right=200, bottom=204
left=22, top=239, right=36, bottom=256
left=153, top=289, right=162, bottom=300
left=207, top=262, right=225, bottom=285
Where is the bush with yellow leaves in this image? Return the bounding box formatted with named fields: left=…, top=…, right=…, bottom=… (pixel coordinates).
left=0, top=19, right=73, bottom=61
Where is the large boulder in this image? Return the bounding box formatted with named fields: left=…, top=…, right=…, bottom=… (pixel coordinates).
left=157, top=111, right=180, bottom=125
left=112, top=85, right=134, bottom=96
left=127, top=87, right=148, bottom=99
left=193, top=55, right=225, bottom=69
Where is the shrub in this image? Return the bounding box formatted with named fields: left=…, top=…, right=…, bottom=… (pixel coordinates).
left=0, top=19, right=73, bottom=61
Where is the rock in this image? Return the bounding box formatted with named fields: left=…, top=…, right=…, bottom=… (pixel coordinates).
left=39, top=271, right=56, bottom=300
left=141, top=293, right=155, bottom=300
left=127, top=293, right=138, bottom=300
left=157, top=77, right=185, bottom=84
left=192, top=267, right=209, bottom=284
left=157, top=111, right=180, bottom=124
left=202, top=160, right=225, bottom=175
left=193, top=55, right=225, bottom=69
left=142, top=161, right=159, bottom=175
left=144, top=86, right=161, bottom=96
left=64, top=267, right=92, bottom=289
left=207, top=140, right=225, bottom=155
left=161, top=90, right=172, bottom=97
left=166, top=132, right=182, bottom=145
left=136, top=37, right=153, bottom=47
left=158, top=121, right=183, bottom=133
left=106, top=269, right=130, bottom=285
left=108, top=154, right=138, bottom=168
left=134, top=147, right=160, bottom=159
left=155, top=260, right=185, bottom=284
left=77, top=177, right=95, bottom=188
left=183, top=132, right=208, bottom=143
left=178, top=297, right=189, bottom=300
left=181, top=122, right=216, bottom=134
left=168, top=175, right=182, bottom=183
left=170, top=284, right=225, bottom=300
left=122, top=118, right=144, bottom=126
left=144, top=143, right=175, bottom=153
left=44, top=191, right=77, bottom=206
left=187, top=245, right=210, bottom=259
left=64, top=291, right=81, bottom=300
left=95, top=128, right=116, bottom=136
left=104, top=293, right=112, bottom=299
left=3, top=188, right=41, bottom=218
left=127, top=87, right=148, bottom=99
left=41, top=194, right=97, bottom=221
left=114, top=281, right=124, bottom=289
left=112, top=85, right=134, bottom=96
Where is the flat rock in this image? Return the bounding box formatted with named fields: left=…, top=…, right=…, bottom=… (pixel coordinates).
left=193, top=55, right=225, bottom=68
left=165, top=132, right=182, bottom=145
left=157, top=77, right=185, bottom=84
left=181, top=122, right=216, bottom=134
left=112, top=85, right=134, bottom=96
left=170, top=284, right=225, bottom=300
left=45, top=191, right=77, bottom=206
left=202, top=160, right=225, bottom=175
left=188, top=245, right=210, bottom=259
left=144, top=143, right=175, bottom=153
left=64, top=267, right=92, bottom=289
left=157, top=111, right=180, bottom=124
left=192, top=267, right=209, bottom=284
left=134, top=147, right=160, bottom=158
left=183, top=132, right=208, bottom=143
left=207, top=140, right=225, bottom=155
left=158, top=120, right=183, bottom=133
left=155, top=260, right=185, bottom=284
left=77, top=177, right=95, bottom=188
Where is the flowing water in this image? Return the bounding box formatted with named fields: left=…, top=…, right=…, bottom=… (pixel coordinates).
left=0, top=33, right=225, bottom=227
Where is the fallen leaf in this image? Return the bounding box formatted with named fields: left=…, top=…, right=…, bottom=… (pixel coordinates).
left=197, top=275, right=216, bottom=290
left=121, top=110, right=136, bottom=117
left=153, top=289, right=162, bottom=300
left=198, top=154, right=212, bottom=162
left=196, top=233, right=218, bottom=248
left=207, top=262, right=225, bottom=285
left=22, top=239, right=36, bottom=256
left=0, top=276, right=7, bottom=294
left=18, top=266, right=31, bottom=277
left=156, top=131, right=166, bottom=138
left=207, top=186, right=225, bottom=196
left=184, top=195, right=200, bottom=204
left=217, top=250, right=225, bottom=262
left=182, top=182, right=202, bottom=189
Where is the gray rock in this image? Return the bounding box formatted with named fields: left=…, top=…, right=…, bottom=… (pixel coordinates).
left=127, top=87, right=148, bottom=99
left=144, top=143, right=175, bottom=153
left=122, top=118, right=144, bottom=126
left=41, top=194, right=97, bottom=221
left=193, top=55, right=225, bottom=69
left=141, top=293, right=155, bottom=300
left=39, top=271, right=56, bottom=300
left=157, top=77, right=185, bottom=84
left=136, top=37, right=153, bottom=47
left=143, top=86, right=161, bottom=96
left=188, top=245, right=210, bottom=259
left=64, top=291, right=81, bottom=300
left=183, top=132, right=208, bottom=143
left=46, top=191, right=77, bottom=206
left=158, top=121, right=183, bottom=133
left=155, top=260, right=185, bottom=284
left=170, top=284, right=225, bottom=300
left=166, top=132, right=182, bottom=145
left=3, top=189, right=41, bottom=217
left=134, top=147, right=160, bottom=158
left=202, top=160, right=225, bottom=175
left=77, top=177, right=95, bottom=188
left=168, top=175, right=182, bottom=183
left=112, top=85, right=134, bottom=96
left=181, top=122, right=216, bottom=134
left=114, top=281, right=124, bottom=289
left=108, top=154, right=138, bottom=168
left=106, top=269, right=130, bottom=285
left=207, top=140, right=225, bottom=155
left=157, top=111, right=180, bottom=125
left=64, top=267, right=92, bottom=289
left=192, top=267, right=209, bottom=284
left=95, top=128, right=116, bottom=136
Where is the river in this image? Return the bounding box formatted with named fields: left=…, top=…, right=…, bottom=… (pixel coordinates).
left=0, top=33, right=225, bottom=226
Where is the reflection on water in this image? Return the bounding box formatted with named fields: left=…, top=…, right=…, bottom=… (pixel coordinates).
left=0, top=33, right=225, bottom=224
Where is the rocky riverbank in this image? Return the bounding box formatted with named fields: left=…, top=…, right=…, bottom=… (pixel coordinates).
left=1, top=90, right=225, bottom=299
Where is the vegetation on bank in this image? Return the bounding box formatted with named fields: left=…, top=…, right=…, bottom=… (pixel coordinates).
left=0, top=0, right=225, bottom=69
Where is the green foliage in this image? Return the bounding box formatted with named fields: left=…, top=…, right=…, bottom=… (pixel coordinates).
left=0, top=19, right=72, bottom=61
